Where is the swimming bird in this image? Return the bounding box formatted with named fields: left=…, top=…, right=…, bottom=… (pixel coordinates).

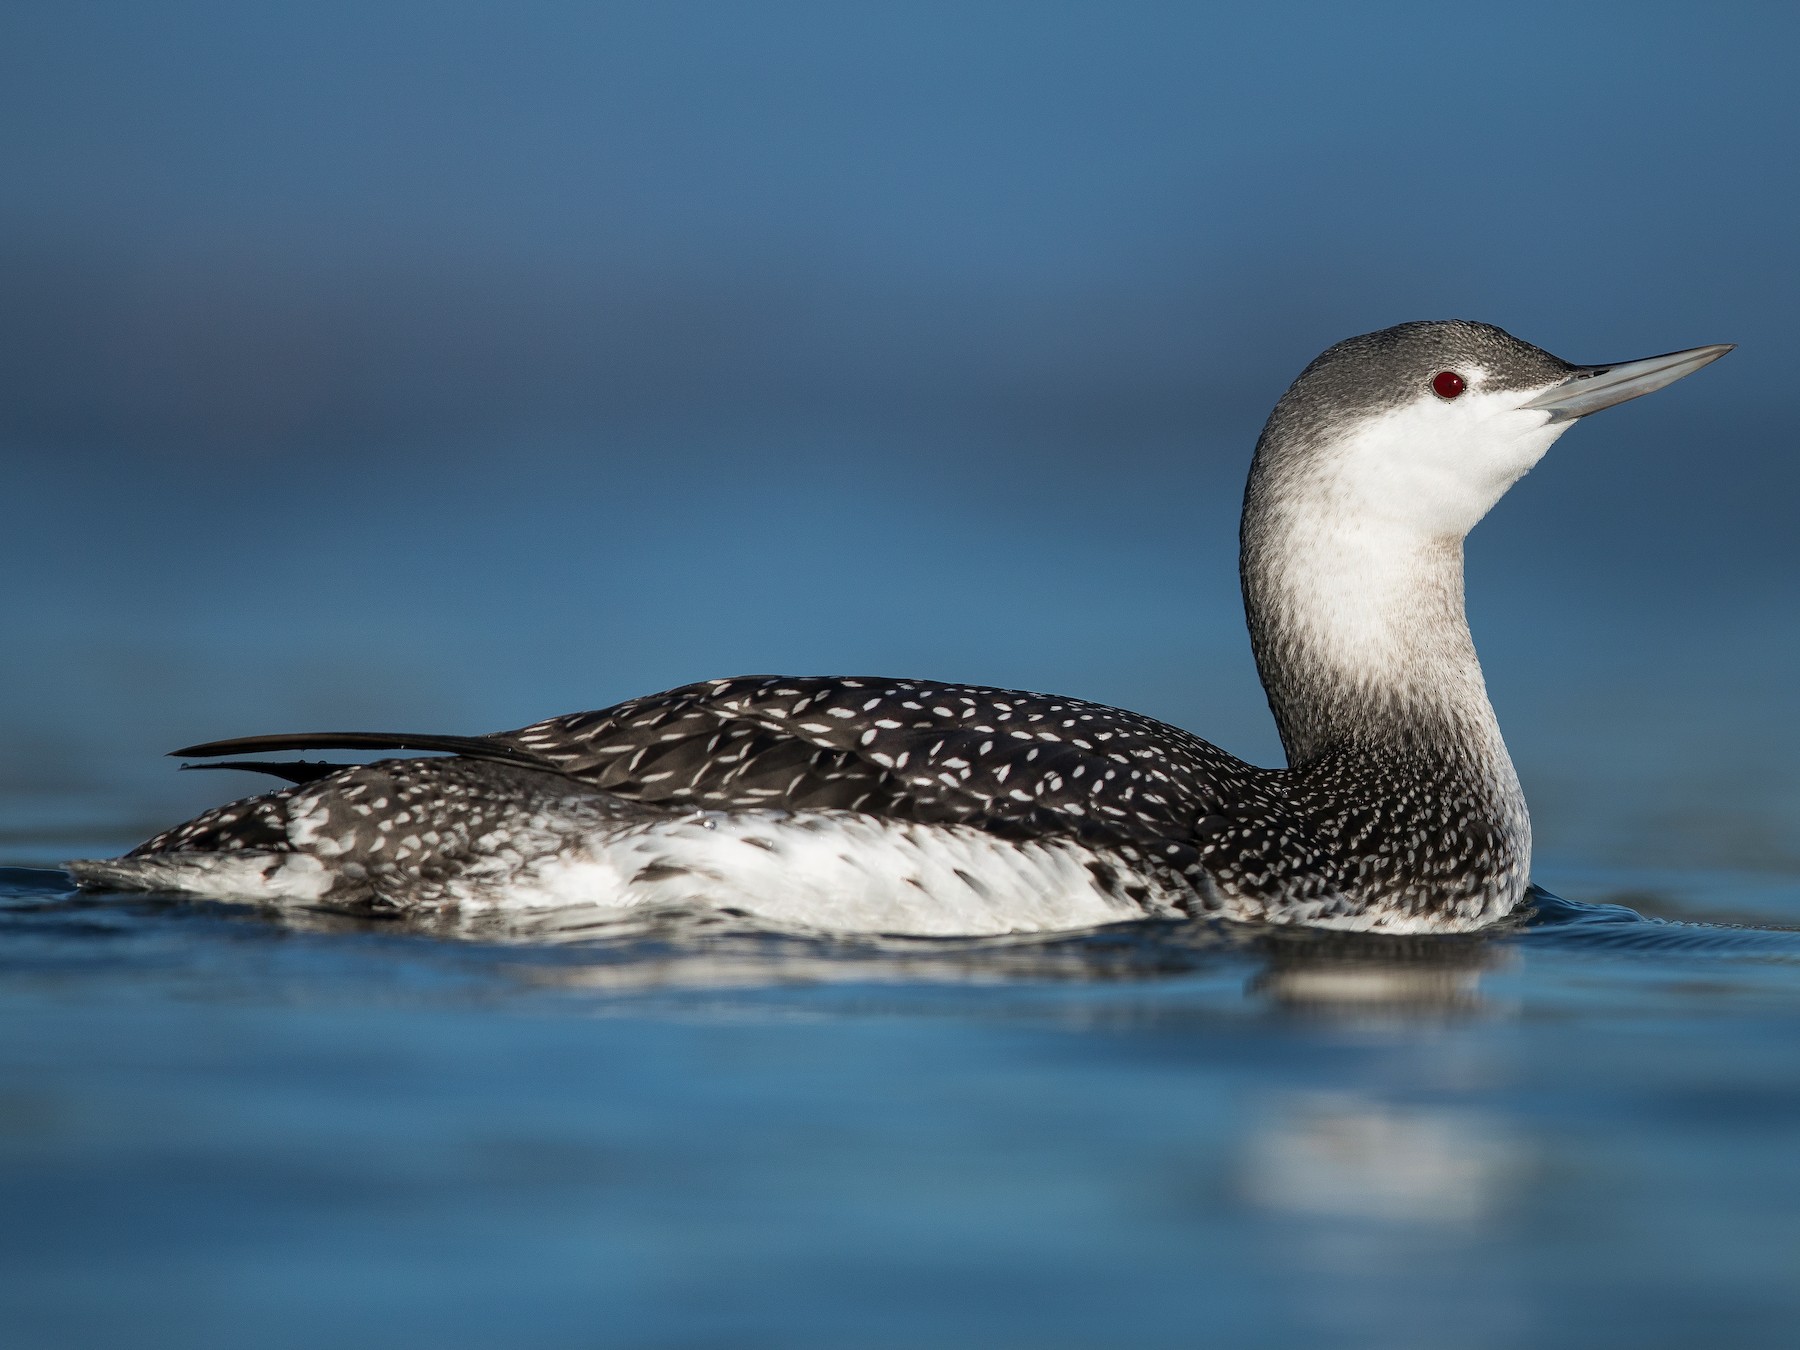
left=68, top=321, right=1731, bottom=935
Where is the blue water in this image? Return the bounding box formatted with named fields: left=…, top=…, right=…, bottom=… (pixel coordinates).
left=6, top=861, right=1799, bottom=1349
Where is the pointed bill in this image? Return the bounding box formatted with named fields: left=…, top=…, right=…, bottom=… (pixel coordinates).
left=1523, top=343, right=1734, bottom=421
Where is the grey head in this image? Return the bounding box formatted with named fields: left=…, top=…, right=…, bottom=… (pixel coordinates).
left=1245, top=318, right=1733, bottom=546
left=1266, top=319, right=1574, bottom=436
left=1239, top=319, right=1732, bottom=764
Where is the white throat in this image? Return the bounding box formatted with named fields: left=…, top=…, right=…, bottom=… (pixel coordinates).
left=1241, top=379, right=1571, bottom=766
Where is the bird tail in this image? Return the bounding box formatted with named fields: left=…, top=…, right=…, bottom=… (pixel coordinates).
left=65, top=851, right=329, bottom=901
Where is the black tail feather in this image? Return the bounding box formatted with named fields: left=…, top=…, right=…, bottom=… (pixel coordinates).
left=169, top=731, right=561, bottom=774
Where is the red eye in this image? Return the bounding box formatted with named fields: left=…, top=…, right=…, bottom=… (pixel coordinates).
left=1432, top=370, right=1466, bottom=399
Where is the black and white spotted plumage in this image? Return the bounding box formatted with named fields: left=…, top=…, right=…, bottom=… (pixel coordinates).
left=510, top=676, right=1242, bottom=837
left=70, top=672, right=1516, bottom=932
left=499, top=675, right=1522, bottom=925
left=500, top=675, right=1299, bottom=908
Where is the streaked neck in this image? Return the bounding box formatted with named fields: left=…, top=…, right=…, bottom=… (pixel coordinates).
left=1241, top=494, right=1506, bottom=775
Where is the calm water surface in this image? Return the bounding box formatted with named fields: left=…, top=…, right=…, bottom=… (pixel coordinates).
left=4, top=851, right=1799, bottom=1349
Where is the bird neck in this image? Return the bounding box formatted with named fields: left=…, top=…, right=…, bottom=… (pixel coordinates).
left=1239, top=488, right=1513, bottom=786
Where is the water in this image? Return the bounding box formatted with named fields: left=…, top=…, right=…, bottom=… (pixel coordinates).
left=5, top=859, right=1799, bottom=1349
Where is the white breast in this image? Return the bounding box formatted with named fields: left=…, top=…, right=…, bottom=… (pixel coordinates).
left=480, top=809, right=1192, bottom=936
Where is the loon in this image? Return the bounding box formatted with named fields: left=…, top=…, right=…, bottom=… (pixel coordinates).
left=68, top=321, right=1731, bottom=935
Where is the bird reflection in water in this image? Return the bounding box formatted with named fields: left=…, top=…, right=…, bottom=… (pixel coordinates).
left=1229, top=933, right=1526, bottom=1346
left=1235, top=1086, right=1530, bottom=1346
left=1249, top=927, right=1510, bottom=1022
left=1240, top=1090, right=1523, bottom=1228
left=168, top=880, right=1520, bottom=1014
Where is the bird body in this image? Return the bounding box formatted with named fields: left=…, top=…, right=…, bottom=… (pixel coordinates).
left=67, top=322, right=1732, bottom=934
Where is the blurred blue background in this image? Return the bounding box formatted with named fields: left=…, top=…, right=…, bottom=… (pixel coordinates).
left=1, top=1, right=1793, bottom=873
